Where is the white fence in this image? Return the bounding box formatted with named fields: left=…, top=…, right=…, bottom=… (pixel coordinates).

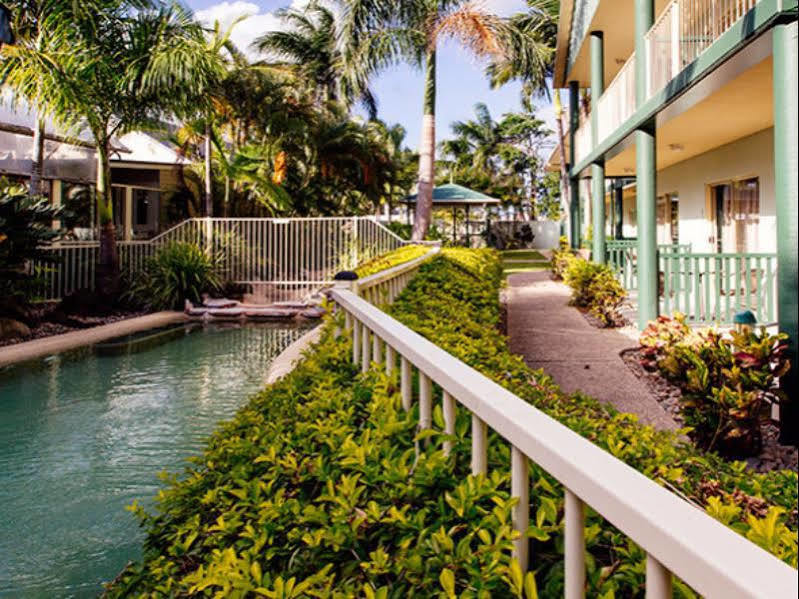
left=330, top=251, right=798, bottom=598
left=488, top=220, right=561, bottom=250
left=35, top=217, right=405, bottom=302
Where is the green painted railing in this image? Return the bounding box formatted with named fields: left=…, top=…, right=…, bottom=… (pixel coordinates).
left=606, top=240, right=691, bottom=291
left=660, top=252, right=778, bottom=325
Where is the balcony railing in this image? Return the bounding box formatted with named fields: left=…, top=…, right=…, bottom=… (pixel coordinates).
left=330, top=253, right=797, bottom=598
left=645, top=0, right=761, bottom=97
left=607, top=240, right=777, bottom=324
left=572, top=0, right=762, bottom=162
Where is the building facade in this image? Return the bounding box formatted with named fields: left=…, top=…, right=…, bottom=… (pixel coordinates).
left=552, top=0, right=797, bottom=439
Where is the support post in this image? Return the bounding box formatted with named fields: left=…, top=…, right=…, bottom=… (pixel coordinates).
left=635, top=0, right=658, bottom=330
left=51, top=179, right=63, bottom=230
left=124, top=186, right=133, bottom=241
left=590, top=32, right=606, bottom=264
left=568, top=81, right=581, bottom=249
left=774, top=21, right=798, bottom=445
left=511, top=447, right=530, bottom=572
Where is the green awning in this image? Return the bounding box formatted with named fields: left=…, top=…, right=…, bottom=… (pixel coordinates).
left=401, top=183, right=501, bottom=206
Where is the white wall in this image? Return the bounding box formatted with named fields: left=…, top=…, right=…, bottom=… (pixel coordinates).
left=657, top=128, right=775, bottom=253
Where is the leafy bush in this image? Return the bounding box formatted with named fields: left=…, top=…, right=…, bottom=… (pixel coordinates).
left=640, top=315, right=791, bottom=456
left=106, top=251, right=796, bottom=598
left=355, top=244, right=430, bottom=278
left=0, top=179, right=62, bottom=309
left=549, top=237, right=576, bottom=280
left=562, top=257, right=626, bottom=326
left=127, top=242, right=221, bottom=310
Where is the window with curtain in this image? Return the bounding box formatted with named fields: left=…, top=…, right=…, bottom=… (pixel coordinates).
left=710, top=177, right=759, bottom=253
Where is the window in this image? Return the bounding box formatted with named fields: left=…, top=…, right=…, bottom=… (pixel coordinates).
left=709, top=177, right=759, bottom=253
left=656, top=193, right=679, bottom=245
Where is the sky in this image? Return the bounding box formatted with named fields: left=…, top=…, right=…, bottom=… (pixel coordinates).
left=186, top=0, right=557, bottom=152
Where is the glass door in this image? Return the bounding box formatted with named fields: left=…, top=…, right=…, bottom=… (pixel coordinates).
left=710, top=178, right=759, bottom=253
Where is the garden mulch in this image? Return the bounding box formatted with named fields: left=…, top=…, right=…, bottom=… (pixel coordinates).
left=505, top=270, right=679, bottom=431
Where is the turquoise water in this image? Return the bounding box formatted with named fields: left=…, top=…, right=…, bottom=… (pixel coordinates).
left=0, top=322, right=310, bottom=597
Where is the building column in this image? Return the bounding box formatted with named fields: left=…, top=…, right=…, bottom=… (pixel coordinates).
left=635, top=0, right=657, bottom=329
left=590, top=31, right=606, bottom=263
left=774, top=21, right=798, bottom=445
left=568, top=80, right=581, bottom=249
left=51, top=179, right=62, bottom=231
left=124, top=186, right=133, bottom=241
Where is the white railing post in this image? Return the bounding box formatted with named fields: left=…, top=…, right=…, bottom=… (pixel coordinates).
left=471, top=414, right=487, bottom=475
left=372, top=333, right=382, bottom=365
left=646, top=554, right=673, bottom=598
left=511, top=446, right=530, bottom=572
left=361, top=325, right=371, bottom=373
left=385, top=344, right=396, bottom=376
left=419, top=372, right=432, bottom=430
left=442, top=391, right=456, bottom=456
left=352, top=320, right=361, bottom=365
left=401, top=356, right=412, bottom=411
left=565, top=489, right=586, bottom=599
left=670, top=2, right=681, bottom=78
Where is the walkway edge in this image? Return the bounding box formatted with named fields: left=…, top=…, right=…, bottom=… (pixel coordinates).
left=265, top=325, right=323, bottom=385
left=0, top=311, right=186, bottom=367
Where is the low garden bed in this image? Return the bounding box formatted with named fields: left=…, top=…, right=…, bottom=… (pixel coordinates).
left=104, top=248, right=797, bottom=597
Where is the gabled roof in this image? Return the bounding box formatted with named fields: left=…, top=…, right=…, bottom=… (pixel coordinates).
left=402, top=183, right=501, bottom=205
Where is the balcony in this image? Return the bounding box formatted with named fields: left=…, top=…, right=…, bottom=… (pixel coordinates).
left=573, top=0, right=763, bottom=162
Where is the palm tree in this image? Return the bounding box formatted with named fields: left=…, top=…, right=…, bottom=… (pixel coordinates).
left=0, top=1, right=91, bottom=198
left=36, top=2, right=224, bottom=295
left=449, top=102, right=504, bottom=176
left=255, top=2, right=377, bottom=118
left=341, top=0, right=512, bottom=240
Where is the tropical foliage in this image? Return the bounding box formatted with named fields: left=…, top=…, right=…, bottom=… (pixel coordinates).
left=105, top=250, right=796, bottom=597
left=126, top=242, right=220, bottom=311
left=640, top=314, right=792, bottom=457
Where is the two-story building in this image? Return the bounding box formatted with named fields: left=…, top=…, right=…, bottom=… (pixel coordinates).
left=551, top=0, right=797, bottom=441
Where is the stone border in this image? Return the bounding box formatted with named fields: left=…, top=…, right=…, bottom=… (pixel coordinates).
left=264, top=325, right=323, bottom=385
left=0, top=311, right=186, bottom=368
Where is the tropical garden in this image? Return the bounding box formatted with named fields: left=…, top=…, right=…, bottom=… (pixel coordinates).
left=1, top=1, right=796, bottom=597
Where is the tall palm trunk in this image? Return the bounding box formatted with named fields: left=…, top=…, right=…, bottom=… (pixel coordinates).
left=554, top=90, right=570, bottom=236
left=412, top=48, right=436, bottom=241
left=29, top=114, right=45, bottom=198
left=96, top=137, right=119, bottom=298
left=204, top=122, right=213, bottom=217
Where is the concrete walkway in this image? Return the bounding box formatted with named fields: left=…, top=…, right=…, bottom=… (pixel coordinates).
left=506, top=271, right=678, bottom=431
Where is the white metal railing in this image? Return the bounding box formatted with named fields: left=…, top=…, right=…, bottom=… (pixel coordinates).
left=646, top=0, right=760, bottom=98
left=34, top=217, right=406, bottom=301
left=596, top=55, right=637, bottom=143
left=330, top=266, right=798, bottom=598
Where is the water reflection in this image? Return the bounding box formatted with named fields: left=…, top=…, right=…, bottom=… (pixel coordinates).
left=0, top=322, right=310, bottom=598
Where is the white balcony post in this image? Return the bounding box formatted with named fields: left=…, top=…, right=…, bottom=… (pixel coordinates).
left=646, top=554, right=673, bottom=598
left=670, top=3, right=681, bottom=79
left=511, top=446, right=530, bottom=572
left=471, top=414, right=487, bottom=475
left=565, top=489, right=586, bottom=599
left=352, top=320, right=361, bottom=365
left=442, top=391, right=456, bottom=456
left=400, top=356, right=412, bottom=410
left=372, top=333, right=382, bottom=365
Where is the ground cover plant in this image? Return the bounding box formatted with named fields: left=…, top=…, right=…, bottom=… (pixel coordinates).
left=106, top=250, right=797, bottom=598
left=640, top=314, right=791, bottom=457
left=355, top=244, right=430, bottom=278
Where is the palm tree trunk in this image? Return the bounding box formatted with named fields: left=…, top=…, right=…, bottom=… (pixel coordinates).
left=96, top=137, right=119, bottom=298
left=412, top=48, right=436, bottom=241
left=554, top=90, right=570, bottom=235
left=204, top=122, right=213, bottom=217
left=29, top=114, right=45, bottom=198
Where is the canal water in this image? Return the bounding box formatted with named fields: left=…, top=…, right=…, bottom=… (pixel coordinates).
left=0, top=322, right=310, bottom=597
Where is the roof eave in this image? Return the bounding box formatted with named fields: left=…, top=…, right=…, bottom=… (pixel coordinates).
left=553, top=0, right=575, bottom=89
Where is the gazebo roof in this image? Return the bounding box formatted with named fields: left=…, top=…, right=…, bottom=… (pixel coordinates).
left=401, top=183, right=501, bottom=206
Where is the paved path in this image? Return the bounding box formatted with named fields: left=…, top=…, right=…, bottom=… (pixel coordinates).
left=506, top=270, right=678, bottom=431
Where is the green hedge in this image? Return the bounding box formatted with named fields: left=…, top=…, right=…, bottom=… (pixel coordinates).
left=105, top=249, right=797, bottom=598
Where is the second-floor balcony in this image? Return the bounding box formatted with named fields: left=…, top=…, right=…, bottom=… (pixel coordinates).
left=574, top=0, right=762, bottom=164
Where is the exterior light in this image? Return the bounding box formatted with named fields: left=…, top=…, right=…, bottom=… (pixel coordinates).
left=668, top=143, right=685, bottom=152
left=733, top=309, right=757, bottom=333
left=0, top=3, right=13, bottom=46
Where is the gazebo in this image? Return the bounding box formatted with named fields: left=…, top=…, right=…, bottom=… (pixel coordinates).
left=401, top=183, right=501, bottom=245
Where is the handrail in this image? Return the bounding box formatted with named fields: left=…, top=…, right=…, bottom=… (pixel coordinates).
left=330, top=281, right=798, bottom=597
left=356, top=246, right=440, bottom=296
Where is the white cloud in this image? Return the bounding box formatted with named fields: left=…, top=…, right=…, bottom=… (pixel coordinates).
left=194, top=1, right=312, bottom=59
